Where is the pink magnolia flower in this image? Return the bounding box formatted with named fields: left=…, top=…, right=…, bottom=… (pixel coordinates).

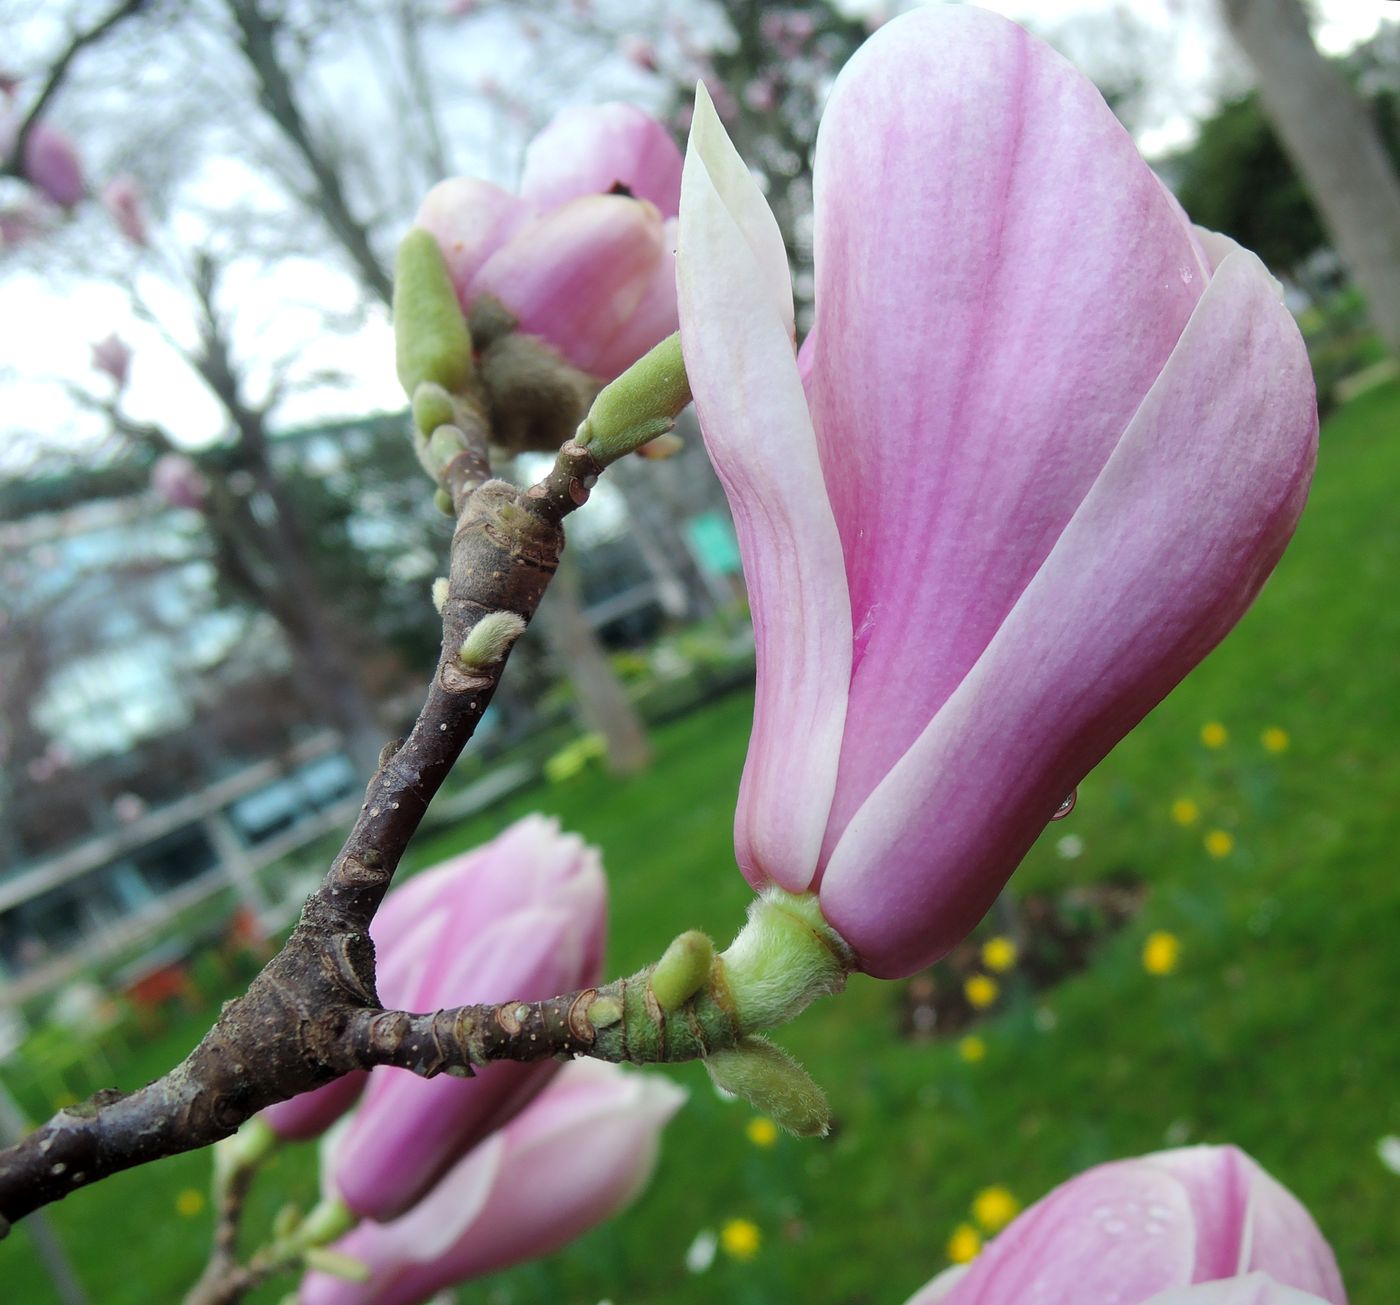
left=22, top=121, right=85, bottom=208
left=299, top=1061, right=685, bottom=1305
left=676, top=6, right=1317, bottom=978
left=100, top=174, right=148, bottom=246
left=150, top=453, right=207, bottom=510
left=905, top=1146, right=1345, bottom=1305
left=92, top=333, right=132, bottom=389
left=415, top=103, right=681, bottom=382
left=321, top=815, right=606, bottom=1222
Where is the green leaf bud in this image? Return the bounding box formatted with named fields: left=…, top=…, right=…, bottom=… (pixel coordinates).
left=394, top=229, right=473, bottom=398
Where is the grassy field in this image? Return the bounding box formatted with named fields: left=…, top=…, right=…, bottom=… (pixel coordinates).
left=3, top=382, right=1398, bottom=1304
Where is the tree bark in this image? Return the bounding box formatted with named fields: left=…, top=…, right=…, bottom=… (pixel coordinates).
left=1221, top=0, right=1400, bottom=358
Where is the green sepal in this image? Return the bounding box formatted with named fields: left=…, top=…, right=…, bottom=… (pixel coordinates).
left=649, top=931, right=715, bottom=1013
left=394, top=229, right=473, bottom=398
left=575, top=332, right=690, bottom=465
left=705, top=1036, right=831, bottom=1137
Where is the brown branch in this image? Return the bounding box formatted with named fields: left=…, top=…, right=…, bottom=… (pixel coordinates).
left=0, top=438, right=605, bottom=1231
left=1, top=0, right=151, bottom=181
left=227, top=0, right=394, bottom=303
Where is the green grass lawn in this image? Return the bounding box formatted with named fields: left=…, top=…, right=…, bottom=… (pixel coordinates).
left=4, top=382, right=1399, bottom=1304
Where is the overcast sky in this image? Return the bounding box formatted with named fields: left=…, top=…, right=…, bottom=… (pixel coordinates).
left=2, top=0, right=1395, bottom=477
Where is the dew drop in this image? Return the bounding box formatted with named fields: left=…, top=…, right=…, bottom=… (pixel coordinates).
left=1180, top=266, right=1194, bottom=285
left=1051, top=789, right=1077, bottom=821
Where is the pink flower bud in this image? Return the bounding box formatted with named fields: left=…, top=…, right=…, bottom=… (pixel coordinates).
left=324, top=815, right=607, bottom=1222
left=905, top=1146, right=1344, bottom=1305
left=91, top=333, right=132, bottom=389
left=150, top=452, right=207, bottom=510
left=415, top=103, right=681, bottom=382
left=100, top=174, right=148, bottom=246
left=0, top=199, right=44, bottom=248
left=620, top=34, right=659, bottom=73
left=23, top=121, right=85, bottom=208
left=677, top=7, right=1317, bottom=978
left=300, top=1061, right=685, bottom=1305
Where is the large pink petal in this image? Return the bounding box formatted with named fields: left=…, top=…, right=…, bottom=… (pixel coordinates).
left=415, top=178, right=533, bottom=306
left=677, top=86, right=850, bottom=893
left=1239, top=1166, right=1347, bottom=1303
left=940, top=1161, right=1196, bottom=1304
left=584, top=215, right=680, bottom=381
left=1148, top=1146, right=1256, bottom=1280
left=802, top=5, right=1210, bottom=856
left=821, top=247, right=1316, bottom=976
left=1143, top=1276, right=1336, bottom=1305
left=521, top=102, right=683, bottom=218
left=472, top=193, right=665, bottom=378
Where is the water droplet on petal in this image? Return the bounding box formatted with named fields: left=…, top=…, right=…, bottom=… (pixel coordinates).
left=1051, top=789, right=1077, bottom=821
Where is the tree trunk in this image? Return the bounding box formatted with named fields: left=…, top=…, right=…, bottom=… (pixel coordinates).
left=531, top=556, right=653, bottom=775
left=1221, top=0, right=1400, bottom=358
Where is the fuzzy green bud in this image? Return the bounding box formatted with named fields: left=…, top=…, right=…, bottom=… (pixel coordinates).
left=458, top=610, right=527, bottom=668
left=649, top=930, right=715, bottom=1013
left=718, top=890, right=853, bottom=1033
left=705, top=1036, right=831, bottom=1137
left=575, top=332, right=690, bottom=465
left=394, top=229, right=473, bottom=398
left=302, top=1248, right=371, bottom=1283
left=412, top=382, right=458, bottom=438
left=291, top=1196, right=355, bottom=1251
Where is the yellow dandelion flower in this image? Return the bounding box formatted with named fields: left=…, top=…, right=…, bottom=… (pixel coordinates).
left=964, top=974, right=999, bottom=1009
left=1200, top=721, right=1228, bottom=749
left=1170, top=797, right=1200, bottom=827
left=1143, top=930, right=1181, bottom=976
left=720, top=1218, right=762, bottom=1261
left=958, top=1035, right=987, bottom=1064
left=745, top=1117, right=779, bottom=1149
left=1261, top=727, right=1290, bottom=754
left=972, top=1185, right=1020, bottom=1233
left=980, top=936, right=1017, bottom=973
left=947, top=1222, right=982, bottom=1264
left=175, top=1188, right=206, bottom=1218
left=1204, top=829, right=1235, bottom=858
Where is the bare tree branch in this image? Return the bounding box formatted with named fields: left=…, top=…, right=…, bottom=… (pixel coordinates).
left=1, top=0, right=153, bottom=181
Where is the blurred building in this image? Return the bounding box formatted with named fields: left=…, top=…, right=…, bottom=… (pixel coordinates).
left=0, top=412, right=741, bottom=1006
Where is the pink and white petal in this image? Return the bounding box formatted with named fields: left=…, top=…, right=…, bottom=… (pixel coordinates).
left=935, top=1161, right=1196, bottom=1305
left=584, top=216, right=680, bottom=381
left=904, top=1264, right=970, bottom=1305
left=1145, top=1147, right=1255, bottom=1280
left=521, top=102, right=683, bottom=217
left=415, top=178, right=533, bottom=306
left=687, top=83, right=794, bottom=336
left=472, top=193, right=664, bottom=378
left=821, top=247, right=1316, bottom=977
left=1143, top=1275, right=1336, bottom=1305
left=1239, top=1166, right=1347, bottom=1303
left=803, top=4, right=1209, bottom=854
left=678, top=89, right=850, bottom=892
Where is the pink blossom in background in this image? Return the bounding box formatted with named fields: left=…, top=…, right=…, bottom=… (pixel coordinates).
left=22, top=121, right=85, bottom=208
left=101, top=174, right=148, bottom=246
left=416, top=103, right=682, bottom=382
left=676, top=5, right=1317, bottom=979
left=620, top=34, right=660, bottom=73
left=0, top=200, right=44, bottom=248
left=322, top=815, right=606, bottom=1222
left=91, top=333, right=132, bottom=388
left=905, top=1146, right=1345, bottom=1305
left=150, top=453, right=207, bottom=511
left=300, top=1061, right=685, bottom=1305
